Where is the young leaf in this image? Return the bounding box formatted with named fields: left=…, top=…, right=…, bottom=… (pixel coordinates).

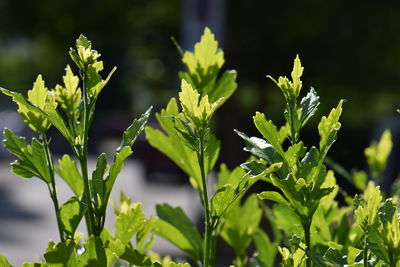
left=145, top=98, right=220, bottom=191
left=318, top=100, right=343, bottom=158
left=268, top=55, right=304, bottom=101
left=179, top=79, right=221, bottom=126
left=54, top=65, right=82, bottom=114
left=364, top=129, right=393, bottom=179
left=181, top=27, right=224, bottom=94
left=115, top=202, right=145, bottom=245
left=117, top=106, right=152, bottom=152
left=154, top=204, right=202, bottom=260
left=59, top=197, right=87, bottom=237
left=56, top=155, right=84, bottom=198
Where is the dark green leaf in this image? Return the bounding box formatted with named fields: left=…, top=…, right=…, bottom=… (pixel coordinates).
left=104, top=146, right=132, bottom=205
left=117, top=106, right=152, bottom=152
left=91, top=153, right=108, bottom=209
left=59, top=197, right=87, bottom=237
left=299, top=87, right=320, bottom=127
left=105, top=239, right=152, bottom=266
left=44, top=240, right=78, bottom=266
left=154, top=204, right=202, bottom=260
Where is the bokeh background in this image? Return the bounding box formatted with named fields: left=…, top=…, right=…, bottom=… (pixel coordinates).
left=1, top=0, right=400, bottom=264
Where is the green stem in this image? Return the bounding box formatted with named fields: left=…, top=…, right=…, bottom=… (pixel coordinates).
left=303, top=220, right=311, bottom=267
left=80, top=72, right=97, bottom=236
left=363, top=236, right=368, bottom=267
left=288, top=100, right=298, bottom=146
left=41, top=133, right=65, bottom=242
left=198, top=132, right=213, bottom=267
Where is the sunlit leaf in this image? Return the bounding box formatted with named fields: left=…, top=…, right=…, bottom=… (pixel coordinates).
left=59, top=197, right=87, bottom=237
left=56, top=155, right=84, bottom=198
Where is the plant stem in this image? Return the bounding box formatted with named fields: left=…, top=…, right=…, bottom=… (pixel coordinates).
left=41, top=133, right=64, bottom=242
left=303, top=220, right=311, bottom=267
left=363, top=236, right=368, bottom=267
left=80, top=72, right=97, bottom=236
left=198, top=132, right=212, bottom=267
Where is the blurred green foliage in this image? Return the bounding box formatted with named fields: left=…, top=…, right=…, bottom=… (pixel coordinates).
left=0, top=0, right=180, bottom=113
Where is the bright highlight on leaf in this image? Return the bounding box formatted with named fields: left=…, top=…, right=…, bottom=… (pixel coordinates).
left=178, top=79, right=221, bottom=126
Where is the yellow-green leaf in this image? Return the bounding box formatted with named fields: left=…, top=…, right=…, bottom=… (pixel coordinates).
left=364, top=129, right=393, bottom=179
left=182, top=27, right=224, bottom=85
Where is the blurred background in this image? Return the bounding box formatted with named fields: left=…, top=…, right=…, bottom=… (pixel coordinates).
left=1, top=0, right=400, bottom=265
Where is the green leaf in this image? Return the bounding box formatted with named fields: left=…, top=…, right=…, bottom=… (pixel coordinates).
left=0, top=254, right=12, bottom=267
left=235, top=130, right=285, bottom=170
left=284, top=142, right=306, bottom=168
left=56, top=155, right=84, bottom=198
left=318, top=100, right=343, bottom=158
left=79, top=236, right=107, bottom=267
left=268, top=55, right=304, bottom=101
left=252, top=229, right=277, bottom=267
left=273, top=204, right=303, bottom=237
left=258, top=191, right=290, bottom=206
left=1, top=81, right=53, bottom=133
left=105, top=239, right=152, bottom=266
left=154, top=204, right=202, bottom=260
left=59, top=197, right=87, bottom=237
left=91, top=153, right=108, bottom=209
left=299, top=87, right=320, bottom=127
left=291, top=55, right=304, bottom=97
left=364, top=129, right=393, bottom=179
left=211, top=165, right=246, bottom=217
left=117, top=106, right=152, bottom=152
left=181, top=27, right=224, bottom=94
left=104, top=146, right=132, bottom=205
left=115, top=202, right=145, bottom=245
left=208, top=70, right=237, bottom=106
left=3, top=129, right=51, bottom=183
left=137, top=216, right=157, bottom=254
left=179, top=79, right=221, bottom=125
left=253, top=112, right=285, bottom=156
left=353, top=170, right=367, bottom=191
left=378, top=199, right=396, bottom=224
left=44, top=240, right=78, bottom=266
left=221, top=195, right=263, bottom=256
left=145, top=98, right=220, bottom=191
left=54, top=65, right=82, bottom=114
